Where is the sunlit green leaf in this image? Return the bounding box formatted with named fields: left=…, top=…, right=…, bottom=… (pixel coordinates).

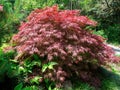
left=14, top=83, right=23, bottom=90
left=30, top=76, right=42, bottom=84
left=42, top=64, right=48, bottom=72
left=48, top=62, right=58, bottom=70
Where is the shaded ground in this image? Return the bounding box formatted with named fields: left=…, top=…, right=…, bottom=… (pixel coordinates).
left=64, top=66, right=120, bottom=90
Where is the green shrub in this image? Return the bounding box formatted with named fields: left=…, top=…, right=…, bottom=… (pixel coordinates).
left=104, top=24, right=120, bottom=44
left=0, top=0, right=25, bottom=45
left=0, top=49, right=17, bottom=82
left=93, top=30, right=107, bottom=39
left=14, top=83, right=40, bottom=90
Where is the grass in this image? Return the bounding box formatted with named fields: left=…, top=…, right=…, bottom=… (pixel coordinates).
left=101, top=79, right=120, bottom=90
left=100, top=65, right=120, bottom=90
left=72, top=82, right=95, bottom=90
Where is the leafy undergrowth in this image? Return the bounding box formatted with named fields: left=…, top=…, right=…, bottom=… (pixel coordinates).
left=0, top=46, right=18, bottom=90
left=14, top=66, right=120, bottom=90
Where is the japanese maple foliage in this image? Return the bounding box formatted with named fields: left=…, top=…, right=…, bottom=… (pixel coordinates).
left=11, top=6, right=119, bottom=87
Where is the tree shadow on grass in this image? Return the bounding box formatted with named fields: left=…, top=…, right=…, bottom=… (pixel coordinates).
left=98, top=66, right=120, bottom=90
left=68, top=66, right=120, bottom=90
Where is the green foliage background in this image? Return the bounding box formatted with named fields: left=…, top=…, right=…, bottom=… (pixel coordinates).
left=0, top=0, right=120, bottom=90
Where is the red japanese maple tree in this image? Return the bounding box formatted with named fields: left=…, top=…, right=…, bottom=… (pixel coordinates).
left=11, top=6, right=119, bottom=87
